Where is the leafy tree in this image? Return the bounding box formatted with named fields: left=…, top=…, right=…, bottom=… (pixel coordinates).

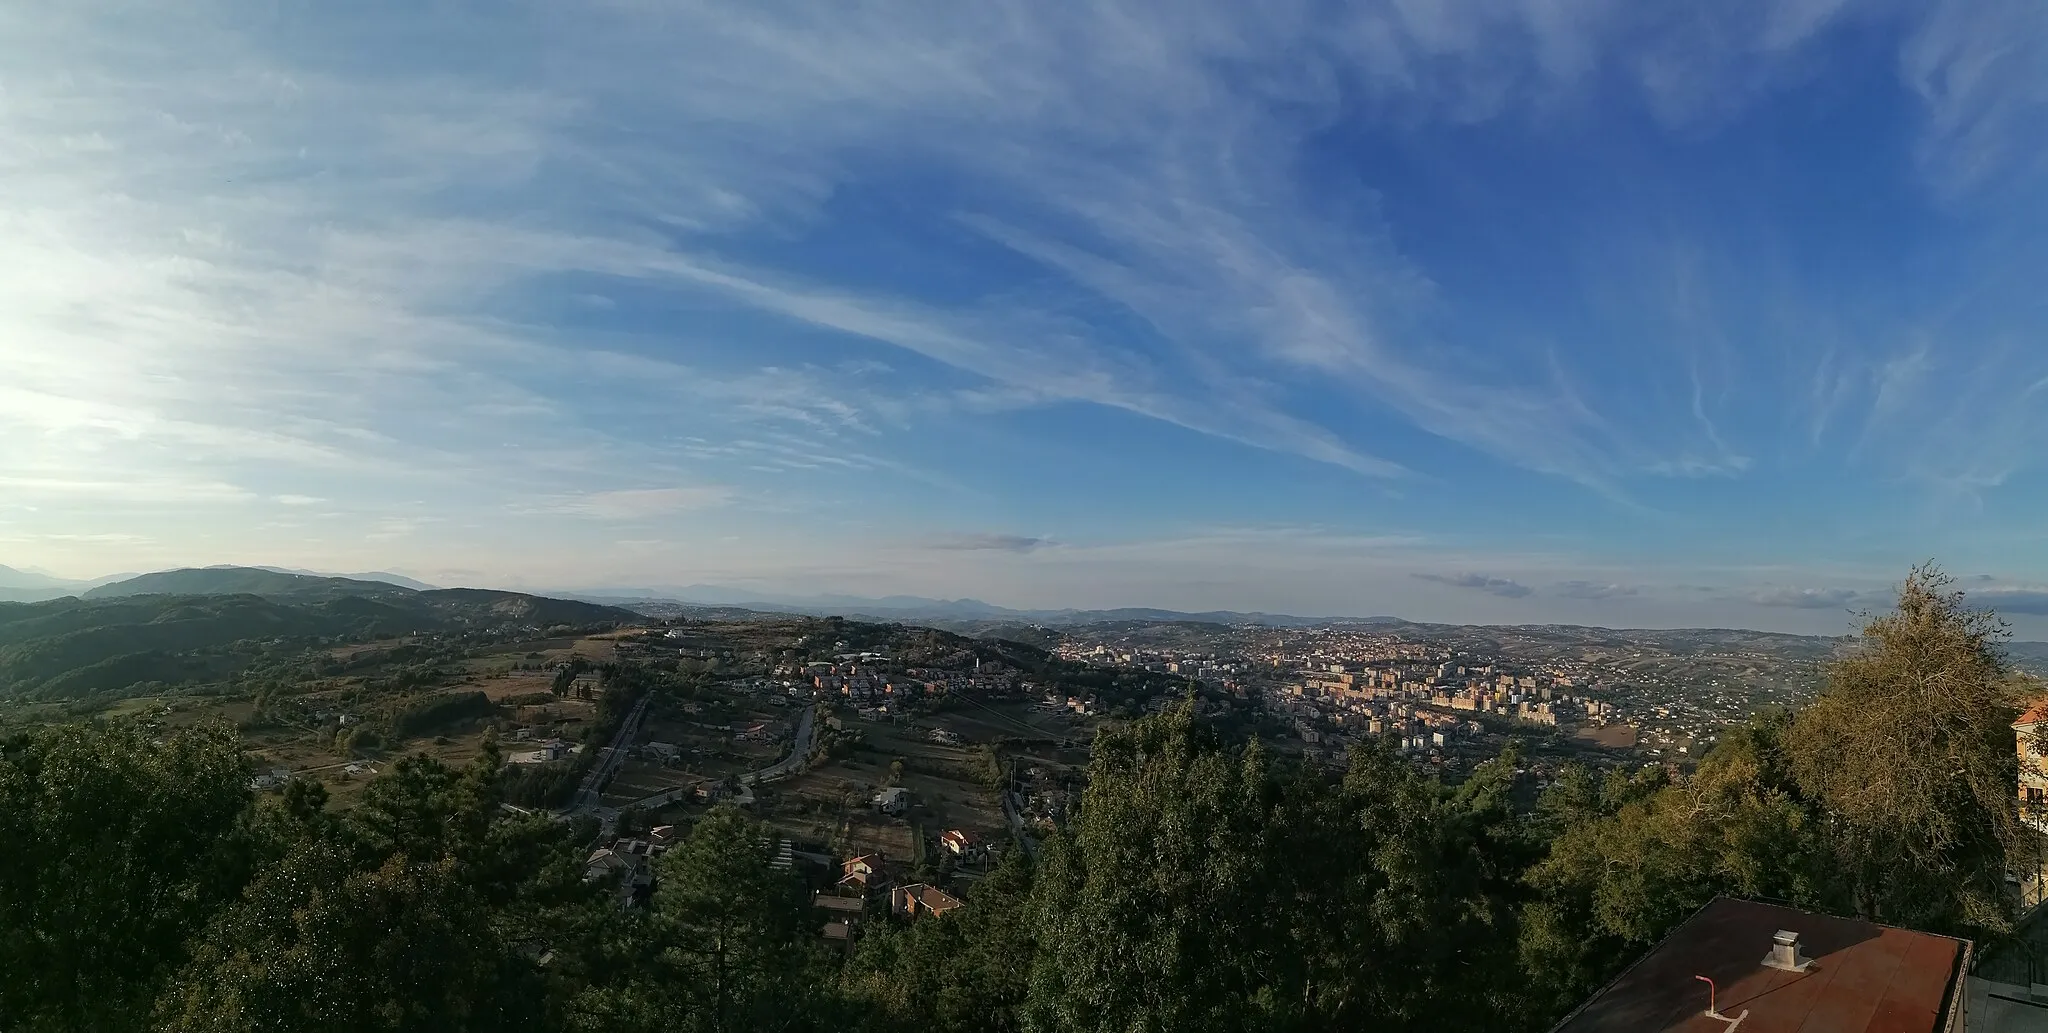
left=577, top=807, right=829, bottom=1033
left=1025, top=703, right=1276, bottom=1033
left=1787, top=563, right=2025, bottom=933
left=1022, top=704, right=1533, bottom=1033
left=0, top=722, right=252, bottom=1032
left=1279, top=741, right=1534, bottom=1031
left=154, top=847, right=541, bottom=1033
left=1519, top=716, right=1833, bottom=1016
left=158, top=746, right=586, bottom=1032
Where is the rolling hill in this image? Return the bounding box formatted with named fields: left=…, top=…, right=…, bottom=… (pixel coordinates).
left=0, top=569, right=640, bottom=700
left=83, top=567, right=416, bottom=601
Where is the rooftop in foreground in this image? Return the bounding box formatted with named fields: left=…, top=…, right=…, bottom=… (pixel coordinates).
left=1551, top=896, right=1968, bottom=1033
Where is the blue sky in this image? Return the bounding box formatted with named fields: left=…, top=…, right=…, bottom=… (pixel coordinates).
left=5, top=0, right=2048, bottom=635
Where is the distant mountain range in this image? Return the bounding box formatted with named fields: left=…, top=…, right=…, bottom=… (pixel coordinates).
left=0, top=564, right=434, bottom=603
left=0, top=565, right=137, bottom=602
left=563, top=585, right=1399, bottom=628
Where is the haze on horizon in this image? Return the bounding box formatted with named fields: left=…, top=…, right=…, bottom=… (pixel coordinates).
left=6, top=1, right=2048, bottom=638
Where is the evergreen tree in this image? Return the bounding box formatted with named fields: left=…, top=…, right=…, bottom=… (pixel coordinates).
left=842, top=848, right=1037, bottom=1033
left=576, top=807, right=830, bottom=1033
left=0, top=722, right=251, bottom=1033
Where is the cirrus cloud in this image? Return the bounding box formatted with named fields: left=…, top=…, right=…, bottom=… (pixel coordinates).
left=926, top=533, right=1051, bottom=553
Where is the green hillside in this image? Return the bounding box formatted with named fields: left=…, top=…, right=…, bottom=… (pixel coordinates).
left=0, top=582, right=639, bottom=700
left=83, top=567, right=414, bottom=602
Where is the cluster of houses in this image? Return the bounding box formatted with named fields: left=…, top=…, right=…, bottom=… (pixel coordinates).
left=583, top=824, right=683, bottom=907
left=1036, top=691, right=1102, bottom=717
left=578, top=820, right=988, bottom=943
left=766, top=655, right=1028, bottom=717
left=812, top=832, right=986, bottom=942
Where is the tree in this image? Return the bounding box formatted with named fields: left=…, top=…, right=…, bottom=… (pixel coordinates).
left=0, top=722, right=253, bottom=1033
left=843, top=849, right=1037, bottom=1033
left=579, top=807, right=828, bottom=1033
left=1025, top=703, right=1276, bottom=1033
left=1519, top=716, right=1833, bottom=1017
left=155, top=847, right=540, bottom=1033
left=1022, top=704, right=1533, bottom=1033
left=1787, top=563, right=2025, bottom=934
left=1277, top=741, right=1535, bottom=1032
left=158, top=748, right=583, bottom=1032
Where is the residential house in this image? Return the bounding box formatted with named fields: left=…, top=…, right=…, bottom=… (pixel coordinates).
left=839, top=853, right=887, bottom=893
left=873, top=786, right=911, bottom=816
left=890, top=883, right=965, bottom=920
left=585, top=845, right=657, bottom=908
left=2016, top=699, right=2048, bottom=907
left=508, top=738, right=576, bottom=766
left=248, top=766, right=293, bottom=792
left=813, top=892, right=866, bottom=942
left=938, top=829, right=985, bottom=863
left=2017, top=699, right=2048, bottom=832
left=584, top=848, right=633, bottom=883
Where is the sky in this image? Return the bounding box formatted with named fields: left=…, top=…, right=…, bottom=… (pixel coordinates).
left=5, top=0, right=2048, bottom=636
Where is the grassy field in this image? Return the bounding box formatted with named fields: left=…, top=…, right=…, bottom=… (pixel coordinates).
left=599, top=759, right=708, bottom=807
left=765, top=711, right=1012, bottom=864
left=923, top=699, right=1091, bottom=746
left=758, top=769, right=921, bottom=861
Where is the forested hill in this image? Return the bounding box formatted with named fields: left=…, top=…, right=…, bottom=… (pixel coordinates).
left=0, top=582, right=639, bottom=701
left=76, top=566, right=637, bottom=626
left=86, top=566, right=423, bottom=601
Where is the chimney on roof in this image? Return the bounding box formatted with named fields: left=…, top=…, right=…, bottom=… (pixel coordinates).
left=1762, top=929, right=1813, bottom=973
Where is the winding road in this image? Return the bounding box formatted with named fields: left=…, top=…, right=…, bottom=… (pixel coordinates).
left=563, top=701, right=818, bottom=837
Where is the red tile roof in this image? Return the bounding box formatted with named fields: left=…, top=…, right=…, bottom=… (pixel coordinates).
left=2015, top=699, right=2048, bottom=728
left=1550, top=897, right=1967, bottom=1033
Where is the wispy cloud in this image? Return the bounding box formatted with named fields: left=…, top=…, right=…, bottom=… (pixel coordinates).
left=544, top=487, right=735, bottom=520
left=1749, top=586, right=1861, bottom=609
left=1413, top=572, right=1534, bottom=599
left=926, top=533, right=1050, bottom=553
left=1552, top=580, right=1641, bottom=600
left=1901, top=0, right=2048, bottom=200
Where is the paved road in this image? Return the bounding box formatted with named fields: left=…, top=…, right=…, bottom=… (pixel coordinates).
left=746, top=704, right=816, bottom=784
left=568, top=691, right=653, bottom=815
left=1002, top=787, right=1040, bottom=859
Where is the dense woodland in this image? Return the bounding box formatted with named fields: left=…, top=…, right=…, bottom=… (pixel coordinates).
left=0, top=566, right=2037, bottom=1032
